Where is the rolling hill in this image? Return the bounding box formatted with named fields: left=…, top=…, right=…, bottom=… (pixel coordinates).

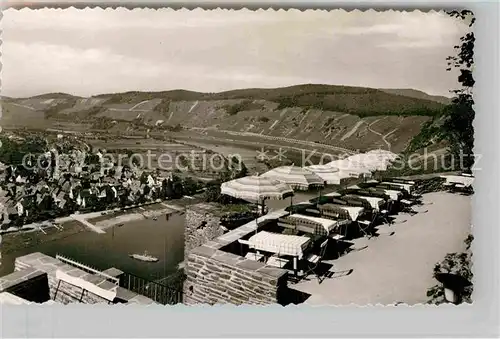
left=0, top=84, right=448, bottom=153
left=378, top=88, right=451, bottom=105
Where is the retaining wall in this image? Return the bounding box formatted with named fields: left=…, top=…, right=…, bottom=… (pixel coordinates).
left=184, top=210, right=289, bottom=305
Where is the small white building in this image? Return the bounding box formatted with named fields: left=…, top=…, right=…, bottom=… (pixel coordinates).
left=15, top=201, right=24, bottom=216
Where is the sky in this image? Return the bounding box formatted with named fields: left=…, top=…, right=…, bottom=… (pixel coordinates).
left=1, top=8, right=470, bottom=98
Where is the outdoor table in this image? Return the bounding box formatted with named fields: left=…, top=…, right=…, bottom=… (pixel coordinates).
left=354, top=195, right=385, bottom=211
left=381, top=182, right=413, bottom=194
left=379, top=189, right=402, bottom=201
left=288, top=214, right=343, bottom=233
left=248, top=231, right=311, bottom=276
left=339, top=206, right=364, bottom=221
left=440, top=175, right=474, bottom=187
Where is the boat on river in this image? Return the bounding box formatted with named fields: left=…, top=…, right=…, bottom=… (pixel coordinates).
left=129, top=251, right=159, bottom=262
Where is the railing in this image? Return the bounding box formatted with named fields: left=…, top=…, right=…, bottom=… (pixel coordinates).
left=120, top=272, right=183, bottom=305
left=55, top=254, right=119, bottom=285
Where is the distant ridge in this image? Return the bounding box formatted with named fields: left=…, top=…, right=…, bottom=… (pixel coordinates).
left=1, top=84, right=448, bottom=152
left=9, top=84, right=448, bottom=105
left=27, top=92, right=83, bottom=100
left=379, top=88, right=451, bottom=105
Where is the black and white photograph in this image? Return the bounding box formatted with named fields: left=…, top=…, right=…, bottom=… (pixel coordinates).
left=0, top=7, right=475, bottom=307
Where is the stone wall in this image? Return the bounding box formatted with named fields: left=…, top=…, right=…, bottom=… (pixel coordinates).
left=184, top=248, right=287, bottom=305
left=184, top=204, right=224, bottom=261
left=184, top=210, right=290, bottom=305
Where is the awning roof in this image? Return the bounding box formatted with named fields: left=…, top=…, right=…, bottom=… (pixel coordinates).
left=248, top=231, right=311, bottom=258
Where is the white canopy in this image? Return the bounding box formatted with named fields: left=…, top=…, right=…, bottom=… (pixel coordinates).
left=366, top=149, right=399, bottom=161
left=440, top=175, right=474, bottom=187
left=304, top=165, right=349, bottom=185
left=221, top=175, right=294, bottom=202
left=248, top=231, right=311, bottom=258
left=346, top=154, right=391, bottom=171
left=325, top=159, right=372, bottom=177
left=261, top=165, right=324, bottom=190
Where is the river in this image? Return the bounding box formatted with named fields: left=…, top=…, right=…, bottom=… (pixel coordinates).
left=0, top=212, right=185, bottom=281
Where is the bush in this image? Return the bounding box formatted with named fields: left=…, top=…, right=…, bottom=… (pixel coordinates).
left=222, top=100, right=263, bottom=116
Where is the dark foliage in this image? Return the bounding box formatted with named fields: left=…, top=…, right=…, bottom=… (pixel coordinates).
left=442, top=10, right=475, bottom=171
left=153, top=99, right=172, bottom=114
left=222, top=100, right=263, bottom=116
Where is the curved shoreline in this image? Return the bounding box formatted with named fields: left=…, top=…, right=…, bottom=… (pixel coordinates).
left=92, top=208, right=177, bottom=230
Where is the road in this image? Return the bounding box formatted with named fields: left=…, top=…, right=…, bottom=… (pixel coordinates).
left=366, top=118, right=395, bottom=150
left=189, top=127, right=356, bottom=155
left=129, top=100, right=151, bottom=111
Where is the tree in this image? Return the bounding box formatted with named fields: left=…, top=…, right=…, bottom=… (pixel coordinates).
left=236, top=161, right=248, bottom=178
left=443, top=10, right=475, bottom=171
left=182, top=177, right=200, bottom=195
left=204, top=182, right=222, bottom=203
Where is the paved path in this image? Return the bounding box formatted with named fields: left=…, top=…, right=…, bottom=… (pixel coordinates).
left=10, top=103, right=36, bottom=111
left=129, top=100, right=151, bottom=111
left=160, top=203, right=184, bottom=211
left=70, top=214, right=106, bottom=234
left=367, top=118, right=393, bottom=150
left=294, top=192, right=472, bottom=305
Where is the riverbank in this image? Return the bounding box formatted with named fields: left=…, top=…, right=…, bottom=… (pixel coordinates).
left=89, top=207, right=175, bottom=230
left=0, top=201, right=185, bottom=257
left=1, top=209, right=187, bottom=280
left=1, top=219, right=87, bottom=255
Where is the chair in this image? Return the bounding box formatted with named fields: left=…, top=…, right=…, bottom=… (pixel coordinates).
left=238, top=239, right=261, bottom=260
left=304, top=239, right=329, bottom=283
left=266, top=255, right=290, bottom=268
left=357, top=219, right=372, bottom=237
left=245, top=252, right=264, bottom=262
left=330, top=233, right=348, bottom=258
left=378, top=209, right=391, bottom=225
left=400, top=199, right=418, bottom=215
